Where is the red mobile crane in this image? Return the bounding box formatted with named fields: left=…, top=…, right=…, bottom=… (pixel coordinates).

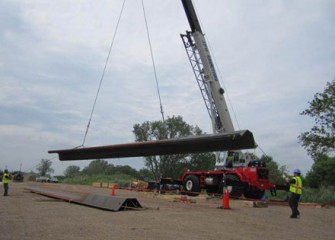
left=179, top=0, right=274, bottom=199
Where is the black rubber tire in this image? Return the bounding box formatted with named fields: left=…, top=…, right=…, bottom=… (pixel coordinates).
left=219, top=174, right=244, bottom=198
left=243, top=189, right=265, bottom=199
left=206, top=185, right=220, bottom=195
left=183, top=175, right=200, bottom=196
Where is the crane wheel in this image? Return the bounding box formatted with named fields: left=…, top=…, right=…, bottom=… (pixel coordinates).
left=220, top=174, right=244, bottom=198
left=243, top=189, right=265, bottom=199
left=183, top=175, right=200, bottom=196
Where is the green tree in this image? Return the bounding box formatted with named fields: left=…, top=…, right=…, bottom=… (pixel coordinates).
left=82, top=159, right=108, bottom=175
left=185, top=153, right=215, bottom=172
left=298, top=79, right=335, bottom=187
left=137, top=168, right=155, bottom=181
left=259, top=155, right=288, bottom=185
left=133, top=115, right=215, bottom=180
left=113, top=165, right=138, bottom=176
left=36, top=159, right=54, bottom=177
left=305, top=154, right=335, bottom=188
left=64, top=165, right=81, bottom=177
left=298, top=79, right=335, bottom=158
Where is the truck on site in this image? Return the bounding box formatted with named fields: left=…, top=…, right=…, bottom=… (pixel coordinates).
left=179, top=0, right=274, bottom=199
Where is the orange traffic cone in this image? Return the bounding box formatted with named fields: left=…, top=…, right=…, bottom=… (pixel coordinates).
left=222, top=188, right=230, bottom=209
left=111, top=185, right=116, bottom=196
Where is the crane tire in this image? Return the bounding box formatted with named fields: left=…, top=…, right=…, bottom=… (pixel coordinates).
left=244, top=189, right=265, bottom=199
left=184, top=175, right=200, bottom=196
left=219, top=174, right=244, bottom=198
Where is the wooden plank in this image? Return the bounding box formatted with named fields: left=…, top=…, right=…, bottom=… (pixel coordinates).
left=48, top=130, right=256, bottom=161
left=92, top=182, right=102, bottom=188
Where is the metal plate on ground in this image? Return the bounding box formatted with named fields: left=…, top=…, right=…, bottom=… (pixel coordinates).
left=25, top=186, right=142, bottom=211
left=82, top=194, right=142, bottom=211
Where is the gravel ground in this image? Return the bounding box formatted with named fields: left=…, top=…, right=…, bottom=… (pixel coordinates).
left=1, top=182, right=334, bottom=240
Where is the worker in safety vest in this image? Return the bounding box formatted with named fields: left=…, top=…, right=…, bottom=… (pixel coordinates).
left=3, top=169, right=11, bottom=196
left=285, top=169, right=302, bottom=219
left=225, top=151, right=234, bottom=168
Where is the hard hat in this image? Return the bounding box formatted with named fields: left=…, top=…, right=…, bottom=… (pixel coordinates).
left=293, top=169, right=301, bottom=174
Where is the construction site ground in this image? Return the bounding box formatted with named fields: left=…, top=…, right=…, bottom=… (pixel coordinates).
left=1, top=182, right=334, bottom=240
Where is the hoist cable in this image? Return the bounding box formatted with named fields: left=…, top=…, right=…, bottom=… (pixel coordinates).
left=141, top=0, right=165, bottom=122
left=81, top=0, right=127, bottom=147
left=257, top=144, right=269, bottom=157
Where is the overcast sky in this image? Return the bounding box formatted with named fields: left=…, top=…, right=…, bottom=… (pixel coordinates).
left=1, top=0, right=334, bottom=176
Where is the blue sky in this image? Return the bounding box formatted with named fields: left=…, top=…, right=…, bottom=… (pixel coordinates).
left=1, top=0, right=334, bottom=175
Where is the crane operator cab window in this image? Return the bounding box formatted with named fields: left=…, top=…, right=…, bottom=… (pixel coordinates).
left=215, top=151, right=227, bottom=170
left=224, top=151, right=247, bottom=168
left=218, top=151, right=247, bottom=169
left=225, top=151, right=235, bottom=168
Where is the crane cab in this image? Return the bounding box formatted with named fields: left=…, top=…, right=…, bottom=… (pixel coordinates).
left=216, top=151, right=256, bottom=170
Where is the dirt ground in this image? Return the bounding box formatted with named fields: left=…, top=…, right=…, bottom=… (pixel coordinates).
left=1, top=182, right=334, bottom=240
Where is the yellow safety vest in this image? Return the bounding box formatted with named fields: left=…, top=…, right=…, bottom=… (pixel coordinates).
left=289, top=176, right=302, bottom=195
left=3, top=173, right=10, bottom=184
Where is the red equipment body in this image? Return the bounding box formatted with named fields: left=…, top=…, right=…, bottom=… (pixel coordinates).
left=181, top=163, right=274, bottom=199
left=180, top=0, right=274, bottom=199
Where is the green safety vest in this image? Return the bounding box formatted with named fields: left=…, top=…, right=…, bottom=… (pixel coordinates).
left=289, top=176, right=302, bottom=195
left=3, top=173, right=10, bottom=184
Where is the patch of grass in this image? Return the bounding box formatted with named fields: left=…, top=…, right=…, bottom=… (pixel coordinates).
left=301, top=186, right=335, bottom=203
left=269, top=186, right=335, bottom=204
left=268, top=190, right=289, bottom=202
left=60, top=174, right=133, bottom=187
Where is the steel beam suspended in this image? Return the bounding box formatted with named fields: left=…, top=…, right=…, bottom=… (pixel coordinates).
left=48, top=130, right=256, bottom=161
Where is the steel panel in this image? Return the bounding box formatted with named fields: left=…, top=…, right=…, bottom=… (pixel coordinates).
left=48, top=130, right=256, bottom=161
left=25, top=186, right=142, bottom=211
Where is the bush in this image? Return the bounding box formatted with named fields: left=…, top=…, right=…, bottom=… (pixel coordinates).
left=301, top=186, right=335, bottom=203
left=60, top=174, right=133, bottom=187
left=269, top=186, right=335, bottom=203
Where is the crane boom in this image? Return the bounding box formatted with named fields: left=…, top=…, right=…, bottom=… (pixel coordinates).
left=181, top=0, right=202, bottom=33
left=181, top=0, right=234, bottom=134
